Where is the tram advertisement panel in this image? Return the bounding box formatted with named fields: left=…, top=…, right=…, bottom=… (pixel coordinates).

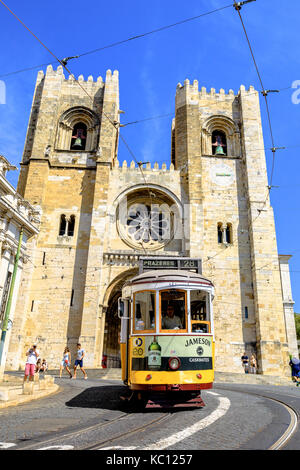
left=131, top=335, right=213, bottom=371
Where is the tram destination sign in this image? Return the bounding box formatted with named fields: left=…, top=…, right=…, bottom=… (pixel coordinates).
left=140, top=257, right=202, bottom=274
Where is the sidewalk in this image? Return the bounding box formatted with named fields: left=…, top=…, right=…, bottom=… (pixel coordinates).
left=0, top=373, right=59, bottom=409
left=46, top=368, right=293, bottom=386
left=0, top=368, right=293, bottom=409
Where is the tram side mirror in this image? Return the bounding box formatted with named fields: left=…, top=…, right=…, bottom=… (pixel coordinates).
left=118, top=298, right=125, bottom=318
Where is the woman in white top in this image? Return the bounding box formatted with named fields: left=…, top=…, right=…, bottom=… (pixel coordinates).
left=24, top=343, right=39, bottom=382
left=59, top=347, right=72, bottom=378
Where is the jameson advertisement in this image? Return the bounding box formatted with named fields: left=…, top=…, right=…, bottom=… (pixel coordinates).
left=131, top=335, right=213, bottom=371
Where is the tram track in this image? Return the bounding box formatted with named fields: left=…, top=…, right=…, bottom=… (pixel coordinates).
left=7, top=385, right=299, bottom=450
left=13, top=409, right=172, bottom=451
left=79, top=413, right=172, bottom=450
left=216, top=385, right=299, bottom=450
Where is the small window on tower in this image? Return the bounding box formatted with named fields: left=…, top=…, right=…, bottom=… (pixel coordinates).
left=68, top=215, right=75, bottom=237
left=225, top=223, right=233, bottom=244
left=212, top=130, right=227, bottom=156
left=217, top=223, right=223, bottom=244
left=71, top=122, right=87, bottom=150
left=59, top=214, right=67, bottom=236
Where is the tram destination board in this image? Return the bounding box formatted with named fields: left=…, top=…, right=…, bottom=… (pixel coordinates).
left=140, top=257, right=202, bottom=274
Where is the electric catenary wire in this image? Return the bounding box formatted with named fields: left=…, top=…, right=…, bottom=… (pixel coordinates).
left=0, top=0, right=164, bottom=254
left=233, top=0, right=279, bottom=194
left=0, top=2, right=233, bottom=79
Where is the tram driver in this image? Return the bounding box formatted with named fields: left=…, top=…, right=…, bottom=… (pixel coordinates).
left=162, top=305, right=183, bottom=330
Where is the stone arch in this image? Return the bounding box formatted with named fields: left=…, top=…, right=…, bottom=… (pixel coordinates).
left=101, top=268, right=138, bottom=368
left=202, top=115, right=241, bottom=157
left=55, top=106, right=100, bottom=151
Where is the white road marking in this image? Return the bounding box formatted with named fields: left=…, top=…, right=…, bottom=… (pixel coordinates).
left=100, top=446, right=137, bottom=450
left=38, top=445, right=74, bottom=450
left=0, top=442, right=16, bottom=449
left=143, top=394, right=231, bottom=450
left=98, top=392, right=230, bottom=451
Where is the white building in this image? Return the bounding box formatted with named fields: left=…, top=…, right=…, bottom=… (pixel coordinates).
left=0, top=155, right=40, bottom=375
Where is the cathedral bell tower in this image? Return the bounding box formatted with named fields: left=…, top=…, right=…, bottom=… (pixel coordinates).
left=172, top=79, right=290, bottom=376
left=8, top=66, right=120, bottom=368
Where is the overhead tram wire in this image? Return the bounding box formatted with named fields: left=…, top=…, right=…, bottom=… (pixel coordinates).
left=233, top=0, right=279, bottom=197
left=1, top=0, right=292, bottom=265
left=0, top=0, right=157, bottom=255
left=0, top=2, right=234, bottom=79
left=201, top=1, right=284, bottom=268
left=0, top=1, right=147, bottom=182
left=121, top=82, right=292, bottom=128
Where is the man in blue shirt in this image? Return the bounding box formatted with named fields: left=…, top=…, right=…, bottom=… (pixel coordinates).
left=73, top=343, right=88, bottom=380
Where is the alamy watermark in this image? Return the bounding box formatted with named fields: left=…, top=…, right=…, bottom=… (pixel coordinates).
left=291, top=80, right=300, bottom=104
left=0, top=81, right=6, bottom=104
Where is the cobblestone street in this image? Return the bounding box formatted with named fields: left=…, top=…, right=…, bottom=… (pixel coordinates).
left=1, top=377, right=299, bottom=451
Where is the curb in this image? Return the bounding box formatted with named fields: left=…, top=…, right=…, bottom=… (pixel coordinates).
left=0, top=384, right=60, bottom=409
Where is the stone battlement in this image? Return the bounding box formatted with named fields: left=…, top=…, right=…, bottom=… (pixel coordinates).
left=113, top=160, right=175, bottom=171
left=37, top=65, right=119, bottom=86
left=176, top=79, right=257, bottom=99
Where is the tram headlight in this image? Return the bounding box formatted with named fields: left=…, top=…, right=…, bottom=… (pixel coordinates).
left=168, top=357, right=181, bottom=371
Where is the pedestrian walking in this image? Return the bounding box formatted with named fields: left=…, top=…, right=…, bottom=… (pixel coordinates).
left=73, top=343, right=88, bottom=380
left=59, top=347, right=72, bottom=378
left=289, top=357, right=300, bottom=386
left=241, top=351, right=249, bottom=374
left=250, top=354, right=257, bottom=374
left=24, top=343, right=39, bottom=382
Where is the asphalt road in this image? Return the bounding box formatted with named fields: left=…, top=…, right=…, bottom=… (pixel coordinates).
left=0, top=376, right=300, bottom=451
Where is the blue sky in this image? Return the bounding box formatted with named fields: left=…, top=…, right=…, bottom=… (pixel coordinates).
left=0, top=0, right=300, bottom=309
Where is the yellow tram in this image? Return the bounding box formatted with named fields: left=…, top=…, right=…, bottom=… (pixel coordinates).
left=118, top=267, right=215, bottom=408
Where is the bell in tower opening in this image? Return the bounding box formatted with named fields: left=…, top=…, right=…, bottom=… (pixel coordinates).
left=71, top=122, right=87, bottom=150
left=212, top=130, right=227, bottom=156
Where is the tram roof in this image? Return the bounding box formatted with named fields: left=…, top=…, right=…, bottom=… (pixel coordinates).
left=126, top=270, right=214, bottom=287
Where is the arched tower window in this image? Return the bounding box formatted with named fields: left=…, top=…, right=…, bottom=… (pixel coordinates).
left=202, top=115, right=241, bottom=157
left=217, top=222, right=233, bottom=244
left=56, top=107, right=100, bottom=152
left=67, top=215, right=76, bottom=237
left=59, top=214, right=67, bottom=236
left=217, top=223, right=223, bottom=244
left=58, top=214, right=76, bottom=237
left=225, top=223, right=232, bottom=244
left=212, top=130, right=227, bottom=156
left=71, top=122, right=87, bottom=150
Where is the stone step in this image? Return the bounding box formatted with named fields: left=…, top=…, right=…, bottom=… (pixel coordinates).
left=0, top=374, right=56, bottom=402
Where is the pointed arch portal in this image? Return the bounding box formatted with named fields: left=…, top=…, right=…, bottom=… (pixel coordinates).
left=102, top=269, right=138, bottom=368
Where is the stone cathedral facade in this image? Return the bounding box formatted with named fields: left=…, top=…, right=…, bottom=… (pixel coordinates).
left=4, top=64, right=297, bottom=376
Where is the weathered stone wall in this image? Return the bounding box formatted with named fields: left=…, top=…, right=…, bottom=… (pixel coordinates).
left=174, top=80, right=291, bottom=376
left=6, top=68, right=296, bottom=377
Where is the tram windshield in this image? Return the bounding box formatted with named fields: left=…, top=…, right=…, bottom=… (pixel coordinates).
left=160, top=290, right=186, bottom=331
left=132, top=287, right=211, bottom=334
left=134, top=291, right=155, bottom=332
left=190, top=290, right=210, bottom=333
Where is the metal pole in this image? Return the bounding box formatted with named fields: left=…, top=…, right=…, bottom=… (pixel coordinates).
left=0, top=226, right=23, bottom=366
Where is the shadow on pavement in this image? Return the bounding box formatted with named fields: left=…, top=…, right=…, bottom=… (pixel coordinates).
left=65, top=385, right=205, bottom=414
left=65, top=385, right=128, bottom=411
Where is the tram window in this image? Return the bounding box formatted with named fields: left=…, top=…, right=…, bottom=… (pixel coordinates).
left=134, top=291, right=155, bottom=331
left=190, top=290, right=208, bottom=321
left=192, top=323, right=209, bottom=333
left=160, top=290, right=186, bottom=330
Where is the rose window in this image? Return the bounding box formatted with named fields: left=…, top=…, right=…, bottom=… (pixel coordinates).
left=126, top=204, right=169, bottom=245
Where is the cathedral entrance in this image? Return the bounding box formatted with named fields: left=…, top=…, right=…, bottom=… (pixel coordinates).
left=102, top=269, right=137, bottom=368
left=102, top=289, right=122, bottom=368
